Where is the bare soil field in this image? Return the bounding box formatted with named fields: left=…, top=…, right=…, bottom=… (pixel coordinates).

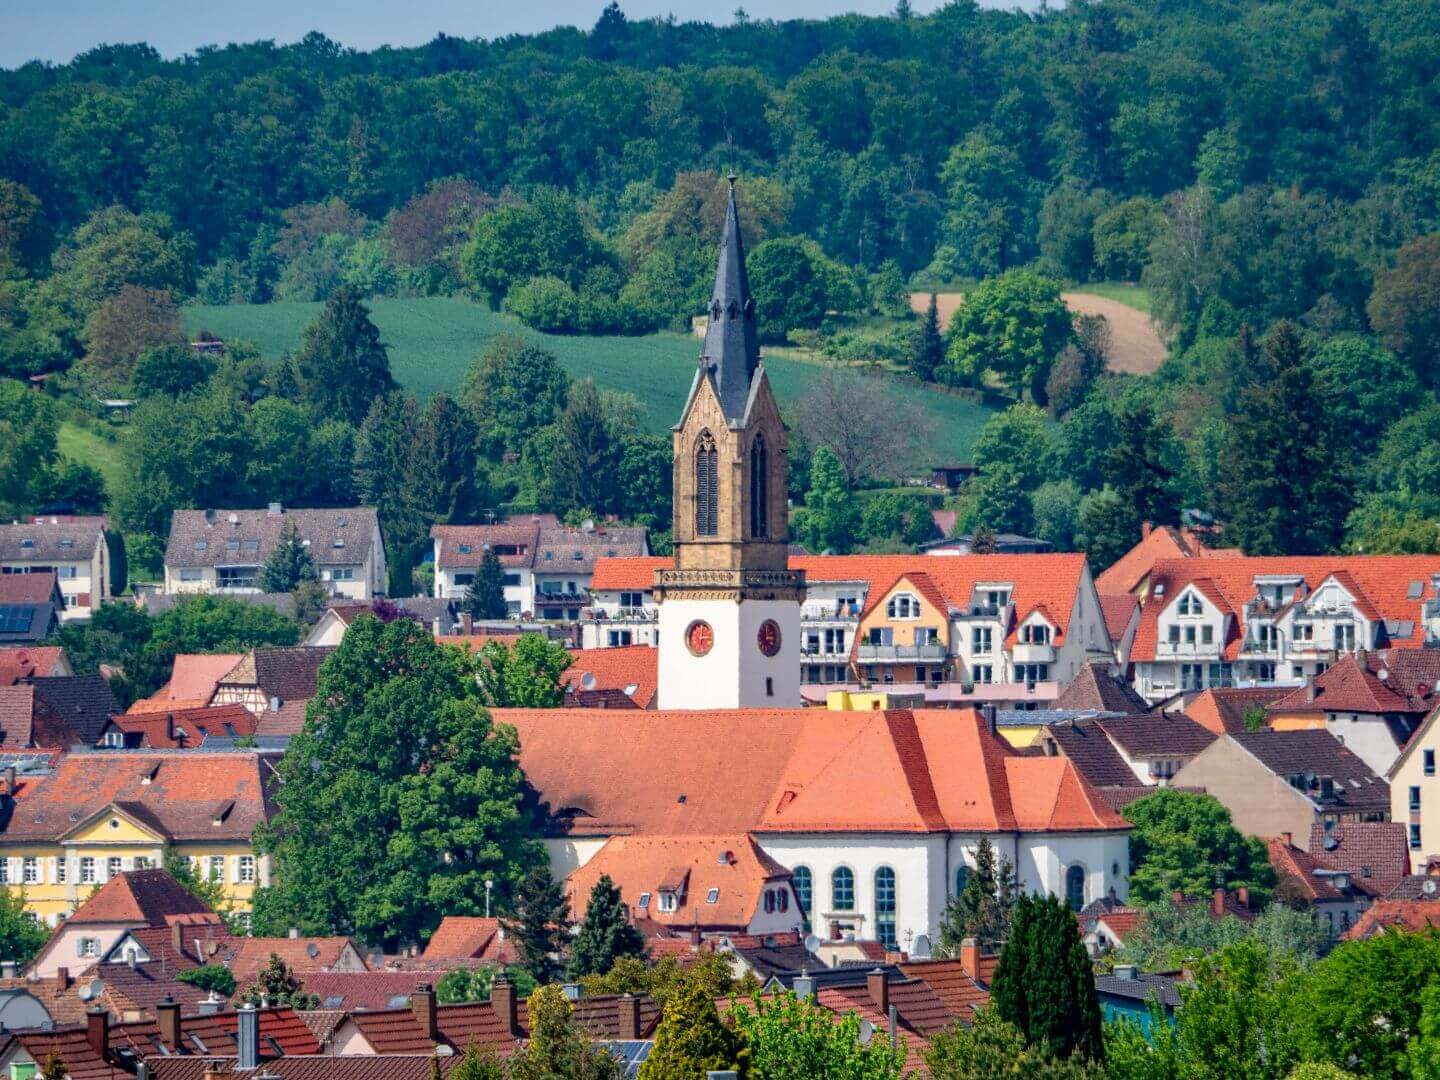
left=909, top=291, right=1167, bottom=376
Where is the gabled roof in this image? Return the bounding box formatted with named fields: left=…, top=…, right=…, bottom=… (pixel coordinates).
left=1183, top=686, right=1291, bottom=736
left=298, top=971, right=453, bottom=1012
left=0, top=571, right=63, bottom=606
left=1268, top=835, right=1350, bottom=901
left=430, top=523, right=647, bottom=573
left=1306, top=821, right=1410, bottom=895
left=0, top=646, right=67, bottom=684
left=1043, top=721, right=1138, bottom=788
left=1054, top=663, right=1150, bottom=714
left=422, top=917, right=516, bottom=962
left=1099, top=594, right=1139, bottom=643
left=1132, top=556, right=1440, bottom=661
left=64, top=869, right=217, bottom=926
left=0, top=602, right=56, bottom=643
left=31, top=675, right=120, bottom=745
left=134, top=654, right=244, bottom=712
left=1228, top=731, right=1390, bottom=813
left=1343, top=899, right=1440, bottom=940
left=1271, top=658, right=1413, bottom=715
left=101, top=704, right=260, bottom=748
left=217, top=648, right=334, bottom=701
left=0, top=685, right=34, bottom=747
left=165, top=507, right=377, bottom=569
left=0, top=751, right=279, bottom=842
left=1095, top=714, right=1217, bottom=758
left=896, top=958, right=990, bottom=1021
left=567, top=834, right=791, bottom=930
left=561, top=646, right=657, bottom=709
left=222, top=937, right=365, bottom=985
left=1094, top=523, right=1239, bottom=596
left=0, top=517, right=107, bottom=562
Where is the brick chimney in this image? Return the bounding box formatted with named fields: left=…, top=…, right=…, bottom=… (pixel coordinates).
left=959, top=938, right=980, bottom=982
left=411, top=983, right=439, bottom=1043
left=1141, top=522, right=1153, bottom=540
left=461, top=612, right=474, bottom=635
left=867, top=968, right=889, bottom=1016
left=1306, top=676, right=1318, bottom=702
left=86, top=1008, right=108, bottom=1059
left=491, top=973, right=517, bottom=1036
left=1211, top=889, right=1225, bottom=917
left=56, top=967, right=69, bottom=990
left=1236, top=887, right=1250, bottom=911
left=158, top=994, right=182, bottom=1049
left=618, top=994, right=641, bottom=1040
left=172, top=921, right=185, bottom=960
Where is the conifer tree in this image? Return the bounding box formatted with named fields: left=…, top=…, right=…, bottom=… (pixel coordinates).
left=640, top=980, right=748, bottom=1080
left=568, top=874, right=645, bottom=978
left=41, top=1050, right=66, bottom=1080
left=936, top=837, right=1018, bottom=954
left=912, top=292, right=945, bottom=381
left=799, top=447, right=860, bottom=554
left=464, top=546, right=508, bottom=620
left=503, top=865, right=571, bottom=986
left=511, top=985, right=622, bottom=1080
left=293, top=286, right=397, bottom=426
left=259, top=520, right=318, bottom=593
left=990, top=894, right=1103, bottom=1063
left=1217, top=320, right=1351, bottom=554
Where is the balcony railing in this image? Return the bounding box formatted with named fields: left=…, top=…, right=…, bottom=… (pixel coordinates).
left=1155, top=639, right=1222, bottom=657
left=856, top=641, right=947, bottom=663
left=1011, top=641, right=1055, bottom=665
left=801, top=602, right=861, bottom=621
left=801, top=644, right=849, bottom=658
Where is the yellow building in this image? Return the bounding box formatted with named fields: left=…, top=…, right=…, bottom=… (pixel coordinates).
left=1390, top=703, right=1440, bottom=865
left=0, top=751, right=276, bottom=926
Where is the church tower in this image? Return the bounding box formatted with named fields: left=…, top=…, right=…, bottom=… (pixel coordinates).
left=655, top=178, right=804, bottom=709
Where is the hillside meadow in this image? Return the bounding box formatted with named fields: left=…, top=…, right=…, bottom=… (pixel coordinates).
left=183, top=297, right=998, bottom=472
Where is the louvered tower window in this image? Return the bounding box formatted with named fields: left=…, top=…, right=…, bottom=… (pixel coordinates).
left=750, top=435, right=769, bottom=539
left=695, top=430, right=719, bottom=537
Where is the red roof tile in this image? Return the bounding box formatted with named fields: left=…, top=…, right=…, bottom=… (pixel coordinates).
left=0, top=646, right=67, bottom=684
left=1271, top=658, right=1412, bottom=715
left=1343, top=899, right=1440, bottom=940
left=1094, top=524, right=1240, bottom=596
left=561, top=646, right=657, bottom=709
left=103, top=704, right=260, bottom=748
left=137, top=655, right=244, bottom=711
left=64, top=869, right=217, bottom=927
left=421, top=917, right=517, bottom=963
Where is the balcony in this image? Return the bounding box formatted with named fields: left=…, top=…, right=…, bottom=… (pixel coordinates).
left=1011, top=641, right=1055, bottom=665
left=801, top=601, right=860, bottom=622
left=1154, top=639, right=1222, bottom=659
left=801, top=643, right=849, bottom=658
left=856, top=641, right=947, bottom=663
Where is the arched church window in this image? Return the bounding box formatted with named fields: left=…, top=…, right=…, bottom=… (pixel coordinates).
left=1065, top=864, right=1087, bottom=911
left=695, top=430, right=719, bottom=537
left=750, top=435, right=769, bottom=539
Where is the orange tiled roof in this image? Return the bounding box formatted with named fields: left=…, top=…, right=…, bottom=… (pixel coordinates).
left=1342, top=899, right=1440, bottom=940
left=896, top=958, right=990, bottom=1020
left=1094, top=524, right=1240, bottom=596
left=561, top=646, right=658, bottom=709
left=137, top=654, right=244, bottom=711
left=1183, top=686, right=1291, bottom=736
left=104, top=703, right=260, bottom=748
left=0, top=646, right=66, bottom=684
left=566, top=834, right=792, bottom=930
left=64, top=869, right=217, bottom=926
left=225, top=937, right=366, bottom=984
left=421, top=916, right=517, bottom=962
left=500, top=708, right=1127, bottom=838
left=1131, top=557, right=1440, bottom=663
left=1270, top=658, right=1413, bottom=715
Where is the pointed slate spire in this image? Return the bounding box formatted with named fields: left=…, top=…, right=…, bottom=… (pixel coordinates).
left=700, top=175, right=761, bottom=422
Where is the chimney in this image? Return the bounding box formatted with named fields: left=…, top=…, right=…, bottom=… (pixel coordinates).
left=56, top=967, right=69, bottom=990
left=491, top=974, right=517, bottom=1035
left=199, top=991, right=223, bottom=1015
left=288, top=927, right=300, bottom=939
left=867, top=968, right=889, bottom=1016
left=411, top=984, right=439, bottom=1044
left=1113, top=964, right=1137, bottom=980
left=959, top=938, right=980, bottom=982
left=461, top=612, right=474, bottom=635
left=888, top=1003, right=898, bottom=1049
left=2, top=766, right=15, bottom=794
left=1141, top=522, right=1153, bottom=540
left=267, top=502, right=283, bottom=517
left=1212, top=889, right=1225, bottom=917
left=980, top=704, right=997, bottom=737
left=158, top=994, right=181, bottom=1049
left=1306, top=676, right=1317, bottom=702
left=1281, top=832, right=1292, bottom=849
left=618, top=994, right=642, bottom=1040
left=689, top=924, right=702, bottom=946
left=792, top=969, right=815, bottom=1001
left=86, top=1008, right=109, bottom=1059
left=1237, top=887, right=1250, bottom=910
left=236, top=1003, right=260, bottom=1070
left=172, top=921, right=186, bottom=960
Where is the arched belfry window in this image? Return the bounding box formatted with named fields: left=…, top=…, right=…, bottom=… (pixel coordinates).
left=750, top=435, right=769, bottom=539
left=695, top=430, right=719, bottom=537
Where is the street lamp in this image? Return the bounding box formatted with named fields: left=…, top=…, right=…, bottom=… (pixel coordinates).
left=485, top=878, right=494, bottom=918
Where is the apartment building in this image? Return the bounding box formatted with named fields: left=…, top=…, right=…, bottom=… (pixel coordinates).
left=0, top=517, right=112, bottom=620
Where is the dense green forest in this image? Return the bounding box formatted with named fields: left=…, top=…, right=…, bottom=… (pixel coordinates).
left=3, top=0, right=1440, bottom=577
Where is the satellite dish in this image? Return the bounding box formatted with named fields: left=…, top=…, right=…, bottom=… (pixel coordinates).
left=306, top=943, right=320, bottom=959
left=78, top=978, right=103, bottom=1002
left=803, top=934, right=821, bottom=953
left=580, top=672, right=597, bottom=691
left=912, top=933, right=932, bottom=959
left=1425, top=879, right=1437, bottom=896
left=857, top=1019, right=875, bottom=1046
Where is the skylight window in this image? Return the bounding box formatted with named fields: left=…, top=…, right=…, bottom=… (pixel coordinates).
left=637, top=892, right=651, bottom=909
left=706, top=888, right=719, bottom=904
left=194, top=540, right=207, bottom=551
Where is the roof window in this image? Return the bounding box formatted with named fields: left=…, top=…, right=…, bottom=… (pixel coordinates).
left=637, top=892, right=651, bottom=909
left=58, top=539, right=74, bottom=549
left=706, top=888, right=720, bottom=904
left=194, top=540, right=208, bottom=552
left=333, top=539, right=345, bottom=548
left=18, top=539, right=33, bottom=549
left=458, top=544, right=472, bottom=554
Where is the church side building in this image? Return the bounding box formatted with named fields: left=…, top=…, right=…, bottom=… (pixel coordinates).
left=656, top=180, right=804, bottom=709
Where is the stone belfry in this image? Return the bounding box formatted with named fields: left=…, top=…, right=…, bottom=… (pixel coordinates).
left=654, top=178, right=804, bottom=709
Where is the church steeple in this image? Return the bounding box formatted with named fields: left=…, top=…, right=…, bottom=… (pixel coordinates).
left=701, top=177, right=761, bottom=422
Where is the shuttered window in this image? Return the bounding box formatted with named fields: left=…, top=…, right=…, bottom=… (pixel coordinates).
left=695, top=431, right=719, bottom=537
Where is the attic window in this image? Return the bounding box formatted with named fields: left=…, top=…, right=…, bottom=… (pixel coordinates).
left=387, top=995, right=410, bottom=1008
left=243, top=540, right=259, bottom=552
left=573, top=552, right=584, bottom=561
left=544, top=552, right=554, bottom=561
left=58, top=539, right=74, bottom=549
left=337, top=516, right=347, bottom=527
left=706, top=888, right=719, bottom=904
left=658, top=892, right=677, bottom=913
left=194, top=541, right=208, bottom=552
left=323, top=995, right=344, bottom=1009
left=458, top=544, right=472, bottom=554
left=227, top=540, right=241, bottom=552
left=1410, top=581, right=1425, bottom=600
left=333, top=539, right=346, bottom=549
left=637, top=892, right=651, bottom=909
left=18, top=539, right=34, bottom=549
left=188, top=1034, right=209, bottom=1054
left=607, top=549, right=617, bottom=557
left=109, top=818, right=120, bottom=829
left=677, top=794, right=687, bottom=804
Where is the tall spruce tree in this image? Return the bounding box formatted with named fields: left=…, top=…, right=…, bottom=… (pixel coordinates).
left=990, top=893, right=1104, bottom=1064
left=913, top=292, right=945, bottom=381
left=464, top=547, right=508, bottom=620
left=293, top=286, right=397, bottom=426
left=1102, top=393, right=1180, bottom=527
left=1216, top=321, right=1352, bottom=554
left=259, top=520, right=318, bottom=593
left=568, top=874, right=645, bottom=978
left=353, top=391, right=428, bottom=594
left=935, top=837, right=1018, bottom=955
left=502, top=865, right=571, bottom=986
left=640, top=980, right=748, bottom=1080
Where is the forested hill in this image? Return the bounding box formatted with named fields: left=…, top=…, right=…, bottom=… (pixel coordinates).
left=2, top=0, right=1435, bottom=301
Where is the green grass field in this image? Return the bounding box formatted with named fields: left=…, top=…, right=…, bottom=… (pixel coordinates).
left=1069, top=282, right=1151, bottom=314
left=57, top=421, right=124, bottom=491
left=184, top=297, right=998, bottom=471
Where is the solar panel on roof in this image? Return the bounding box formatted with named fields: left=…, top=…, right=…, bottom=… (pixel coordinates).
left=0, top=607, right=35, bottom=633
left=605, top=1041, right=654, bottom=1078
left=323, top=995, right=344, bottom=1009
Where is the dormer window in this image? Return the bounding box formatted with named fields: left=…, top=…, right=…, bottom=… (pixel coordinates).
left=458, top=544, right=472, bottom=554
left=333, top=539, right=345, bottom=549
left=194, top=541, right=207, bottom=552
left=1177, top=593, right=1201, bottom=616
left=887, top=593, right=921, bottom=619
left=18, top=539, right=34, bottom=549
left=658, top=891, right=677, bottom=913
left=1022, top=623, right=1050, bottom=644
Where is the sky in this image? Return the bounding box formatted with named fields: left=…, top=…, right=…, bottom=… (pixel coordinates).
left=0, top=0, right=974, bottom=69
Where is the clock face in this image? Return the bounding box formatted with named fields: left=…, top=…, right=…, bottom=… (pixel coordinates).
left=686, top=620, right=714, bottom=657
left=757, top=619, right=782, bottom=657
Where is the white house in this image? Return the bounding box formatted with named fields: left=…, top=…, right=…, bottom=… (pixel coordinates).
left=0, top=517, right=111, bottom=620
left=500, top=706, right=1130, bottom=953
left=163, top=505, right=385, bottom=600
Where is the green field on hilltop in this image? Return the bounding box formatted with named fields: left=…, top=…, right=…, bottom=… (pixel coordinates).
left=184, top=297, right=997, bottom=471
left=58, top=421, right=124, bottom=491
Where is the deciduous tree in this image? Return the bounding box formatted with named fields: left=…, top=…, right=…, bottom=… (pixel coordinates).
left=1123, top=789, right=1273, bottom=904
left=945, top=271, right=1072, bottom=401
